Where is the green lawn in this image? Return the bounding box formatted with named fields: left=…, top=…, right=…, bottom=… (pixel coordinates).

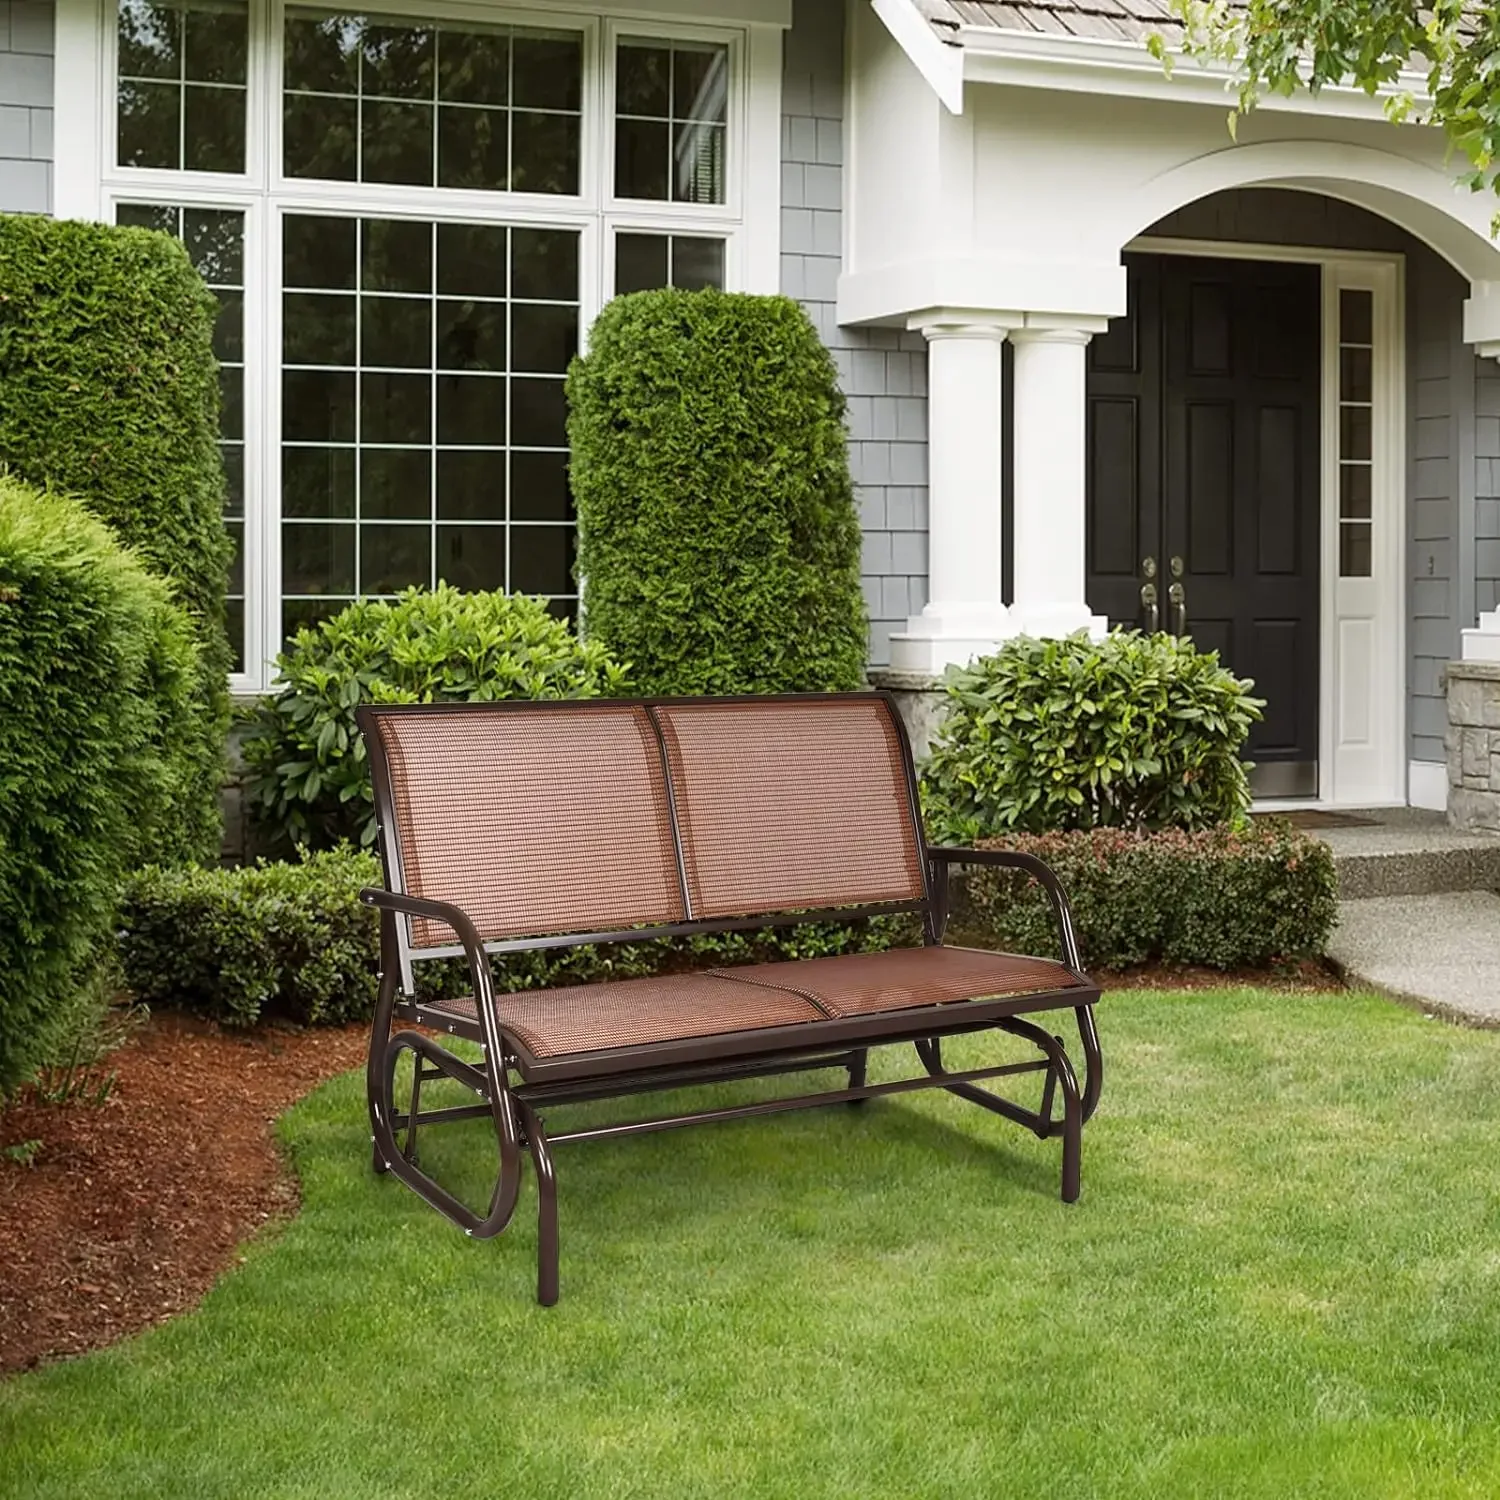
left=5, top=987, right=1500, bottom=1499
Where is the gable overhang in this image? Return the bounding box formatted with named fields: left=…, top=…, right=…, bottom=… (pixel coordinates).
left=870, top=0, right=965, bottom=113
left=871, top=0, right=1432, bottom=123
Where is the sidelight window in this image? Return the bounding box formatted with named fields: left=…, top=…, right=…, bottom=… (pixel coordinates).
left=1337, top=288, right=1374, bottom=579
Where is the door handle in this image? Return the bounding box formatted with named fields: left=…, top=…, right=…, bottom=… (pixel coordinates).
left=1169, top=581, right=1186, bottom=636
left=1140, top=581, right=1159, bottom=633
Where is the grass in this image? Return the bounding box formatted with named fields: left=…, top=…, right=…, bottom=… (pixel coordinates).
left=5, top=986, right=1500, bottom=1498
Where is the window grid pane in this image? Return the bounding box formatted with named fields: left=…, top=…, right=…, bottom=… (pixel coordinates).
left=281, top=213, right=578, bottom=642
left=283, top=11, right=582, bottom=194
left=615, top=39, right=727, bottom=204
left=615, top=231, right=725, bottom=295
left=1338, top=288, right=1374, bottom=579
left=116, top=200, right=248, bottom=671
left=117, top=0, right=248, bottom=172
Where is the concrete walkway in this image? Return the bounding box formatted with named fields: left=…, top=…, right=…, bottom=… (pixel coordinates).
left=1329, top=891, right=1500, bottom=1026
left=1297, top=810, right=1500, bottom=1025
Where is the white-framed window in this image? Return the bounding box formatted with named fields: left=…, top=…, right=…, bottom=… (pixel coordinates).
left=62, top=0, right=783, bottom=689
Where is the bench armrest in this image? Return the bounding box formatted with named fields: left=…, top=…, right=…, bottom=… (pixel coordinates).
left=359, top=888, right=499, bottom=1017
left=925, top=846, right=1085, bottom=974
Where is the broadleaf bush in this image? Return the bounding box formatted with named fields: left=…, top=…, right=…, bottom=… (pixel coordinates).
left=119, top=849, right=903, bottom=1028
left=240, top=585, right=630, bottom=851
left=567, top=289, right=868, bottom=695
left=0, top=476, right=201, bottom=1094
left=958, top=822, right=1337, bottom=970
left=0, top=214, right=232, bottom=862
left=922, top=631, right=1264, bottom=842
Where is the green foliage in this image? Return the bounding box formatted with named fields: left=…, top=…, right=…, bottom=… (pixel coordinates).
left=119, top=846, right=901, bottom=1029
left=120, top=851, right=388, bottom=1028
left=240, top=585, right=630, bottom=851
left=921, top=631, right=1264, bottom=843
left=0, top=476, right=202, bottom=1095
left=0, top=213, right=232, bottom=861
left=1161, top=1, right=1500, bottom=205
left=959, top=821, right=1337, bottom=969
left=567, top=289, right=868, bottom=695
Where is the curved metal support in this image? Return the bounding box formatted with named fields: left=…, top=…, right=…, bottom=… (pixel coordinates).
left=997, top=1017, right=1081, bottom=1199
left=925, top=846, right=1086, bottom=973
left=913, top=1027, right=1081, bottom=1201
left=518, top=1102, right=559, bottom=1306
left=366, top=906, right=525, bottom=1240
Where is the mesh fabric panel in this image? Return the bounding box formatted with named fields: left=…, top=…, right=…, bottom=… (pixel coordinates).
left=372, top=705, right=685, bottom=948
left=490, top=973, right=822, bottom=1058
left=655, top=698, right=925, bottom=919
left=710, top=946, right=1081, bottom=1018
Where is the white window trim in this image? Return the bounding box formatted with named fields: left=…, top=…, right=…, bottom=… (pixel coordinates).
left=56, top=0, right=784, bottom=690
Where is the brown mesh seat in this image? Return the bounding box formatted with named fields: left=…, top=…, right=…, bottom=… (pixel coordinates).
left=711, top=946, right=1085, bottom=1019
left=474, top=974, right=825, bottom=1061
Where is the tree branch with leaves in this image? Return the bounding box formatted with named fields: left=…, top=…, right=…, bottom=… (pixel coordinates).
left=1154, top=1, right=1500, bottom=201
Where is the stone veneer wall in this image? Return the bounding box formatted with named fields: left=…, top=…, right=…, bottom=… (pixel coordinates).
left=1445, top=661, right=1500, bottom=829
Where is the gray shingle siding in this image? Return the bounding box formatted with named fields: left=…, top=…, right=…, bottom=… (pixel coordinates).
left=0, top=1, right=52, bottom=215
left=1477, top=359, right=1500, bottom=619
left=1407, top=249, right=1463, bottom=763
left=782, top=0, right=927, bottom=668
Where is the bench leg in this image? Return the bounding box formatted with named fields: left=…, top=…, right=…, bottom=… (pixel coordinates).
left=1055, top=1037, right=1082, bottom=1205
left=520, top=1103, right=560, bottom=1307
left=846, top=1048, right=868, bottom=1102
left=367, top=965, right=399, bottom=1176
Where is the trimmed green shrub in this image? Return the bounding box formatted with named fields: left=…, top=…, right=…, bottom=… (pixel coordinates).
left=922, top=631, right=1264, bottom=842
left=0, top=214, right=232, bottom=863
left=567, top=289, right=867, bottom=695
left=959, top=822, right=1337, bottom=970
left=119, top=848, right=904, bottom=1029
left=121, top=852, right=387, bottom=1027
left=240, top=585, right=630, bottom=851
left=0, top=476, right=201, bottom=1094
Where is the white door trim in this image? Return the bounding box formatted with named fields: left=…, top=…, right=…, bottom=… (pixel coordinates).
left=1124, top=234, right=1408, bottom=807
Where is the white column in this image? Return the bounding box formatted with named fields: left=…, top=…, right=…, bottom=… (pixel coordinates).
left=1009, top=325, right=1109, bottom=639
left=888, top=320, right=1016, bottom=674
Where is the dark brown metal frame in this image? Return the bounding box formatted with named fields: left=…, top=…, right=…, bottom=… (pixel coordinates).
left=357, top=691, right=1104, bottom=1305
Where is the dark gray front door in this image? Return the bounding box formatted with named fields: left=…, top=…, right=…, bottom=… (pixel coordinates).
left=1085, top=252, right=1322, bottom=796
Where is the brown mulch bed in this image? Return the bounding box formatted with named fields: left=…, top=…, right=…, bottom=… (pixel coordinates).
left=0, top=1013, right=367, bottom=1377
left=1096, top=958, right=1345, bottom=992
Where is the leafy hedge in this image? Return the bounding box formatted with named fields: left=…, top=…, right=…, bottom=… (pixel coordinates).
left=922, top=631, right=1264, bottom=842
left=0, top=476, right=201, bottom=1094
left=241, top=585, right=629, bottom=850
left=0, top=214, right=232, bottom=862
left=567, top=289, right=867, bottom=695
left=958, top=822, right=1337, bottom=970
left=119, top=848, right=903, bottom=1028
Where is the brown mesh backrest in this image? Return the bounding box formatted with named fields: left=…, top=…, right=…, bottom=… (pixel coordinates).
left=654, top=697, right=925, bottom=919
left=367, top=704, right=685, bottom=948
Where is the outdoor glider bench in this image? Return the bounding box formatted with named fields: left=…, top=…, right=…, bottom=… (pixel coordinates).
left=357, top=693, right=1103, bottom=1305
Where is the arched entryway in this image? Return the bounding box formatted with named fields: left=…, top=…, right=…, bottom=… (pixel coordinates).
left=1083, top=188, right=1447, bottom=804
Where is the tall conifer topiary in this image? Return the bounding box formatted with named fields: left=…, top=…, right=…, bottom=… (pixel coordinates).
left=0, top=214, right=230, bottom=862
left=566, top=290, right=867, bottom=695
